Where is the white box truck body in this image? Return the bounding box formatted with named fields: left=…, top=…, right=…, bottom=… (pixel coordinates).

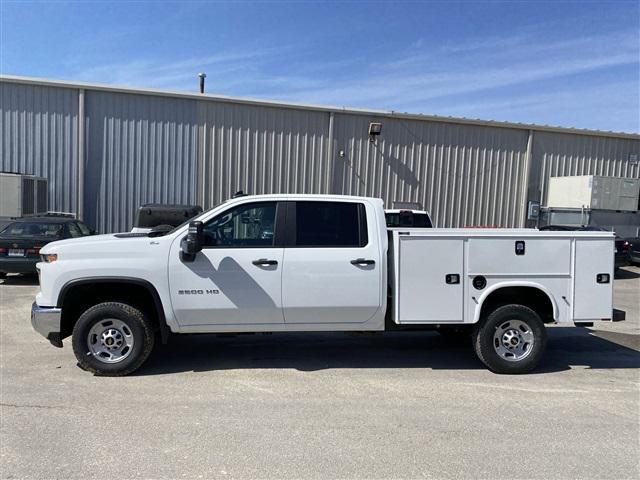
left=547, top=175, right=640, bottom=211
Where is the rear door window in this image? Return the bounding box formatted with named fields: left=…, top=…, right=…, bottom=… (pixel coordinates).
left=293, top=202, right=367, bottom=247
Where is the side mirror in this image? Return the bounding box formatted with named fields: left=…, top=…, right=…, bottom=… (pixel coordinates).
left=180, top=221, right=204, bottom=262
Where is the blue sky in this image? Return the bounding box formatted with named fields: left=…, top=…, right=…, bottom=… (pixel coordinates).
left=1, top=0, right=639, bottom=133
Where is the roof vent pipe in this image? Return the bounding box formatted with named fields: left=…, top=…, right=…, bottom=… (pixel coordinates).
left=198, top=73, right=206, bottom=94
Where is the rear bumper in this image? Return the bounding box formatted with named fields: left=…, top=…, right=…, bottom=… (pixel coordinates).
left=30, top=302, right=63, bottom=347
left=615, top=253, right=631, bottom=267
left=0, top=257, right=38, bottom=274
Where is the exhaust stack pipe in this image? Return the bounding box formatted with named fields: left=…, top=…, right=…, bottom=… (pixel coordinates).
left=198, top=73, right=206, bottom=94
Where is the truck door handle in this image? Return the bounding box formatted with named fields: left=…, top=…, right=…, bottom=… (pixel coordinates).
left=445, top=274, right=460, bottom=284
left=351, top=258, right=375, bottom=266
left=252, top=259, right=278, bottom=266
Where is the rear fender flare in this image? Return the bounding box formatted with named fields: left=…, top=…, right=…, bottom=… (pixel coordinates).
left=472, top=281, right=560, bottom=324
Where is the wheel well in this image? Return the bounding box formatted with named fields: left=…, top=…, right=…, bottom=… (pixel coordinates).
left=58, top=280, right=168, bottom=341
left=479, top=286, right=555, bottom=323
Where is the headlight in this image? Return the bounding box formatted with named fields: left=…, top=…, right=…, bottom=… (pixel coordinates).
left=40, top=253, right=58, bottom=263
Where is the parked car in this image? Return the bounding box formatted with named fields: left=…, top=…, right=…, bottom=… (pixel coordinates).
left=629, top=237, right=640, bottom=264
left=538, top=225, right=632, bottom=268
left=131, top=204, right=203, bottom=233
left=385, top=209, right=433, bottom=228
left=31, top=194, right=623, bottom=376
left=0, top=217, right=94, bottom=278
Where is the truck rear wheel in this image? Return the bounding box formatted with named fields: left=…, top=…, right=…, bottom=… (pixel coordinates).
left=472, top=304, right=547, bottom=374
left=72, top=302, right=155, bottom=376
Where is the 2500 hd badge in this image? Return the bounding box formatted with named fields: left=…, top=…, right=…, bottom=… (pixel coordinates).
left=177, top=289, right=219, bottom=295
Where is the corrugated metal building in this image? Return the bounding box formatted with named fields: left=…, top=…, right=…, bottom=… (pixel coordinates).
left=1, top=75, right=639, bottom=233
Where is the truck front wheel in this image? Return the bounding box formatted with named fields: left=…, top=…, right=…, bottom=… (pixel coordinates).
left=72, top=302, right=155, bottom=376
left=472, top=304, right=547, bottom=374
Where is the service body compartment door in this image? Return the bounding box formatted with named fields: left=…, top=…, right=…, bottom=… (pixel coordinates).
left=396, top=236, right=464, bottom=323
left=468, top=238, right=571, bottom=275
left=573, top=238, right=614, bottom=320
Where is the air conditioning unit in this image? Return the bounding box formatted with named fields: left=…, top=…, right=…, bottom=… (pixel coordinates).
left=0, top=172, right=48, bottom=218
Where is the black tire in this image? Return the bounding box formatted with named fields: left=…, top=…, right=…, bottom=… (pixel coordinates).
left=0, top=272, right=6, bottom=279
left=472, top=304, right=547, bottom=374
left=72, top=302, right=155, bottom=376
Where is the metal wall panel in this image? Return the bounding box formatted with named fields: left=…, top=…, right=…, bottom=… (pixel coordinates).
left=3, top=78, right=639, bottom=233
left=85, top=91, right=199, bottom=232
left=333, top=114, right=530, bottom=227
left=535, top=132, right=640, bottom=206
left=200, top=101, right=330, bottom=208
left=0, top=82, right=79, bottom=214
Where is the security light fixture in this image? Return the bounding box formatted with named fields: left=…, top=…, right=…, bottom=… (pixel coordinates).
left=368, top=122, right=382, bottom=136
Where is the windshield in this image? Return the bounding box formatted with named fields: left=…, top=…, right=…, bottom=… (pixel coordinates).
left=0, top=222, right=64, bottom=237
left=579, top=226, right=609, bottom=232
left=385, top=212, right=432, bottom=228
left=167, top=201, right=226, bottom=235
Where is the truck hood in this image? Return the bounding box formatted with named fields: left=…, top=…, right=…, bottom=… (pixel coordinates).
left=40, top=233, right=171, bottom=254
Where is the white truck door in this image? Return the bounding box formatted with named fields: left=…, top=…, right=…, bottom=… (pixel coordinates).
left=168, top=201, right=285, bottom=327
left=573, top=237, right=615, bottom=320
left=396, top=236, right=465, bottom=322
left=282, top=201, right=382, bottom=324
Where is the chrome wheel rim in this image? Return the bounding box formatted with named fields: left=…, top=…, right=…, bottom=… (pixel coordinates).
left=493, top=319, right=534, bottom=362
left=87, top=319, right=134, bottom=364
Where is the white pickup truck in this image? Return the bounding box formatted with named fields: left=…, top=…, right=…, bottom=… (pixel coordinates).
left=31, top=194, right=624, bottom=376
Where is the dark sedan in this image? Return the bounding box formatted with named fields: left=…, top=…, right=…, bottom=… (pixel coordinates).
left=0, top=217, right=94, bottom=278
left=538, top=224, right=632, bottom=268
left=629, top=237, right=640, bottom=265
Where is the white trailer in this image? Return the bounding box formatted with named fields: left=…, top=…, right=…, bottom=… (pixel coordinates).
left=547, top=175, right=640, bottom=211
left=30, top=194, right=623, bottom=376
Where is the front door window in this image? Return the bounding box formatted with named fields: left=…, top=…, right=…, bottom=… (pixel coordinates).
left=203, top=202, right=277, bottom=248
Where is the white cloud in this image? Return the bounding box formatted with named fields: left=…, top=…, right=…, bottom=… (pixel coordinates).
left=440, top=80, right=640, bottom=132
left=275, top=30, right=638, bottom=105
left=73, top=46, right=292, bottom=90
left=68, top=28, right=639, bottom=132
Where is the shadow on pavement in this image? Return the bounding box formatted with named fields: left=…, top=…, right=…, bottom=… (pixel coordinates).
left=135, top=327, right=640, bottom=376
left=615, top=267, right=640, bottom=280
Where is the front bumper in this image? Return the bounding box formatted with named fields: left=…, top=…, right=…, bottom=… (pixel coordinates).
left=0, top=257, right=38, bottom=274
left=31, top=302, right=63, bottom=347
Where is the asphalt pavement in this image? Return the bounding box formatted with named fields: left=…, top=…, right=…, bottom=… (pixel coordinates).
left=1, top=268, right=638, bottom=479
